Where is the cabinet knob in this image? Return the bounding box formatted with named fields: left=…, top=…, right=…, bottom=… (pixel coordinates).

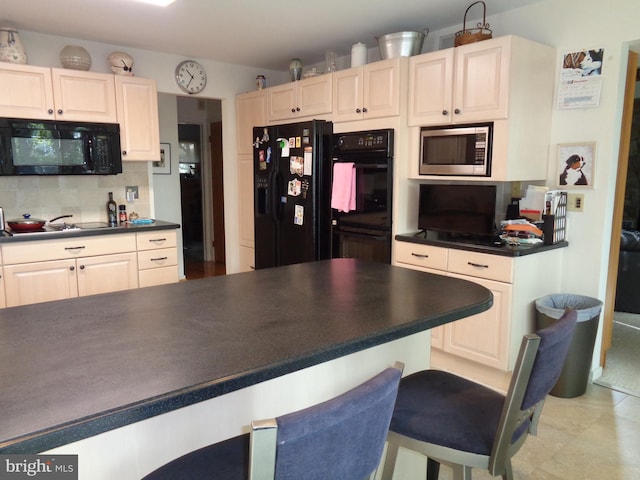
left=57, top=109, right=63, bottom=115
left=69, top=266, right=75, bottom=271
left=442, top=110, right=448, bottom=115
left=122, top=150, right=127, bottom=156
left=296, top=107, right=300, bottom=112
left=362, top=107, right=368, bottom=113
left=48, top=109, right=54, bottom=115
left=79, top=265, right=85, bottom=270
left=454, top=108, right=461, bottom=114
left=291, top=108, right=296, bottom=113
left=356, top=108, right=362, bottom=113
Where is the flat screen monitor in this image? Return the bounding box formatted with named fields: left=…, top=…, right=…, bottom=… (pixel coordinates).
left=418, top=184, right=496, bottom=238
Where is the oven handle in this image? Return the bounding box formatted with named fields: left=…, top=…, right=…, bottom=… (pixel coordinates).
left=333, top=162, right=388, bottom=169
left=335, top=229, right=388, bottom=241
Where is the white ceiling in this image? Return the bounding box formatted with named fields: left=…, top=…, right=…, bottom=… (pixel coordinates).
left=1, top=0, right=545, bottom=71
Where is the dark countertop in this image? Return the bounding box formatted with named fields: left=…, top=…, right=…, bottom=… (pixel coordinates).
left=0, top=220, right=179, bottom=243
left=396, top=231, right=568, bottom=257
left=0, top=259, right=492, bottom=454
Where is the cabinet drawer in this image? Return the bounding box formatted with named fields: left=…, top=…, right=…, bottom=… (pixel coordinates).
left=2, top=234, right=136, bottom=264
left=395, top=242, right=447, bottom=271
left=136, top=230, right=177, bottom=251
left=447, top=250, right=513, bottom=283
left=138, top=247, right=178, bottom=270
left=139, top=266, right=179, bottom=288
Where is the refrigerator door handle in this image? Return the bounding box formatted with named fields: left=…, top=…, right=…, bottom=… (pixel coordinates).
left=271, top=170, right=282, bottom=223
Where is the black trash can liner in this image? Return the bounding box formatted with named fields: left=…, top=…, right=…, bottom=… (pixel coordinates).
left=535, top=294, right=603, bottom=398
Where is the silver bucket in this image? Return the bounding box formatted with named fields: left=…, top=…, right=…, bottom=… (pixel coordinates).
left=377, top=30, right=428, bottom=59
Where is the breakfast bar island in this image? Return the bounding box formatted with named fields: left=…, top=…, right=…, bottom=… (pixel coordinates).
left=0, top=259, right=492, bottom=478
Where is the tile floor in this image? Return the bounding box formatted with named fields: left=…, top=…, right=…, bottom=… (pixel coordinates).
left=395, top=384, right=640, bottom=479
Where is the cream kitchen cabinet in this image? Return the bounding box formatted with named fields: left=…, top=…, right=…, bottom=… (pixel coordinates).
left=236, top=90, right=267, bottom=155
left=332, top=58, right=405, bottom=123
left=0, top=63, right=117, bottom=122
left=2, top=234, right=138, bottom=307
left=409, top=36, right=555, bottom=181
left=115, top=75, right=161, bottom=161
left=408, top=35, right=554, bottom=126
left=136, top=230, right=179, bottom=287
left=236, top=89, right=267, bottom=272
left=394, top=239, right=563, bottom=391
left=267, top=74, right=332, bottom=122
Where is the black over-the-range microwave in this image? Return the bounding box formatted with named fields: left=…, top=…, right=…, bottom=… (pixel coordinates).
left=0, top=118, right=122, bottom=175
left=419, top=122, right=492, bottom=177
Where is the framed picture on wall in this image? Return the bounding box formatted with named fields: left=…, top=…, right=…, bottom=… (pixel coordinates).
left=154, top=143, right=171, bottom=175
left=557, top=142, right=595, bottom=188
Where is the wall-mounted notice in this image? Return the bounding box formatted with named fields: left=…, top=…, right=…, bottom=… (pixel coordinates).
left=558, top=48, right=604, bottom=109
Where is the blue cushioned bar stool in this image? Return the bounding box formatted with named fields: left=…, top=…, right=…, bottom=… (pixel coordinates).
left=143, top=361, right=403, bottom=480
left=381, top=309, right=577, bottom=480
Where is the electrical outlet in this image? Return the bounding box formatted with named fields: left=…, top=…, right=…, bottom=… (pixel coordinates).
left=567, top=193, right=584, bottom=212
left=126, top=186, right=139, bottom=202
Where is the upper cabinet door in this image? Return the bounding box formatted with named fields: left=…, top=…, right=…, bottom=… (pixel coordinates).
left=115, top=75, right=160, bottom=162
left=51, top=68, right=117, bottom=123
left=236, top=90, right=266, bottom=155
left=267, top=82, right=297, bottom=121
left=453, top=37, right=510, bottom=122
left=332, top=67, right=363, bottom=122
left=296, top=75, right=332, bottom=117
left=408, top=49, right=454, bottom=125
left=362, top=58, right=401, bottom=119
left=0, top=63, right=55, bottom=119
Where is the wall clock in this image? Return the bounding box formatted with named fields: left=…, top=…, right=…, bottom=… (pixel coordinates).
left=175, top=60, right=207, bottom=94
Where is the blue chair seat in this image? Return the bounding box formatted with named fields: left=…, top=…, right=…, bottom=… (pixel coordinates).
left=390, top=370, right=506, bottom=456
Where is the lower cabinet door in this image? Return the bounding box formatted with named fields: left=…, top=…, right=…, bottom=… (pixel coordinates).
left=444, top=273, right=512, bottom=371
left=77, top=252, right=138, bottom=297
left=4, top=259, right=78, bottom=307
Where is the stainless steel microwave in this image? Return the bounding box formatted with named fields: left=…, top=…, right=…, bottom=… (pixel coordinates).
left=0, top=118, right=122, bottom=175
left=419, top=123, right=492, bottom=176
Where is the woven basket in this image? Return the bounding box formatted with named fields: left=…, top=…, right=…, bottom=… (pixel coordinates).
left=454, top=1, right=493, bottom=47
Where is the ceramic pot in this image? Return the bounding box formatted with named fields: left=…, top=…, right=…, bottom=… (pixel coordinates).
left=60, top=45, right=92, bottom=71
left=0, top=27, right=27, bottom=64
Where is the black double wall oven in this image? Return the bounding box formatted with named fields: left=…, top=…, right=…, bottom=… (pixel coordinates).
left=331, top=129, right=393, bottom=264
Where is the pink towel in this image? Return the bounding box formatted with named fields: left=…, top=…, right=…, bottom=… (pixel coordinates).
left=331, top=162, right=356, bottom=212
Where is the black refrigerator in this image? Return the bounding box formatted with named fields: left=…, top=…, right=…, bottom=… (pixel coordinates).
left=253, top=120, right=333, bottom=269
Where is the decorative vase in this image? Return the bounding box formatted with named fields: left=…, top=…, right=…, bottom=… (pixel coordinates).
left=107, top=51, right=134, bottom=76
left=0, top=27, right=27, bottom=64
left=60, top=45, right=92, bottom=71
left=289, top=58, right=302, bottom=82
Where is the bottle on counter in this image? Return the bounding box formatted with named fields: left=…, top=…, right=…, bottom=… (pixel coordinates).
left=107, top=192, right=117, bottom=227
left=118, top=204, right=127, bottom=225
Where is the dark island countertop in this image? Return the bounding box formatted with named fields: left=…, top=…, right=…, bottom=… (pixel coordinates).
left=0, top=259, right=492, bottom=454
left=396, top=231, right=568, bottom=257
left=0, top=219, right=180, bottom=243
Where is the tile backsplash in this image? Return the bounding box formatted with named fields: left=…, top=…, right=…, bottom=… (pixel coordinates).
left=0, top=162, right=150, bottom=224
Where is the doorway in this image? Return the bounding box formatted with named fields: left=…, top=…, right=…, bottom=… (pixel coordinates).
left=175, top=96, right=226, bottom=279
left=599, top=52, right=640, bottom=397
left=179, top=123, right=204, bottom=262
